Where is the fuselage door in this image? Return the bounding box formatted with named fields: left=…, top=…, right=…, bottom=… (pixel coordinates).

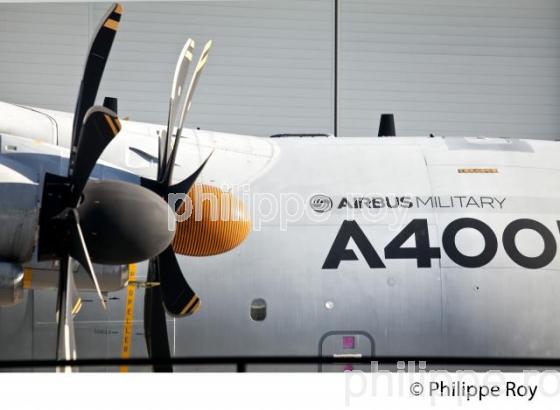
left=319, top=331, right=374, bottom=372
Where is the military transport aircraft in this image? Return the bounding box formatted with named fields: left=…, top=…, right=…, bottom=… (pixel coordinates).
left=1, top=3, right=560, bottom=372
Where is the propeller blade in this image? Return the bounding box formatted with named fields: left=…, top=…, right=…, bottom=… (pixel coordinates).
left=66, top=208, right=106, bottom=309
left=144, top=259, right=172, bottom=372
left=69, top=269, right=83, bottom=318
left=167, top=153, right=212, bottom=210
left=71, top=2, right=122, bottom=149
left=71, top=296, right=83, bottom=318
left=141, top=152, right=212, bottom=207
left=161, top=41, right=212, bottom=186
left=169, top=39, right=196, bottom=130
left=68, top=107, right=122, bottom=204
left=160, top=39, right=195, bottom=177
left=55, top=256, right=77, bottom=372
left=142, top=155, right=211, bottom=324
left=158, top=246, right=200, bottom=317
left=158, top=129, right=166, bottom=181
left=177, top=40, right=213, bottom=134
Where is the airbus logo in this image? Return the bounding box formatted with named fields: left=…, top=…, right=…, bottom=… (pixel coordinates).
left=310, top=194, right=333, bottom=213
left=310, top=195, right=506, bottom=211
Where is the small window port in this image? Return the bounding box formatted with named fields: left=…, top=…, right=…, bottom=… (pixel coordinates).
left=250, top=298, right=267, bottom=321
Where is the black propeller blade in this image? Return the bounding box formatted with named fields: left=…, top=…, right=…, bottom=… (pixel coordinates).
left=54, top=256, right=76, bottom=372
left=64, top=207, right=105, bottom=308
left=155, top=155, right=210, bottom=315
left=69, top=107, right=121, bottom=204
left=144, top=260, right=172, bottom=373
left=158, top=246, right=200, bottom=316
left=71, top=3, right=122, bottom=149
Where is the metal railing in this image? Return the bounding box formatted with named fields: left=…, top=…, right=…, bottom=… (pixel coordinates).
left=1, top=356, right=560, bottom=371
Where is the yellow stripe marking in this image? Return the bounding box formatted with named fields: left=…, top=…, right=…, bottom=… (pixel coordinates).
left=104, top=19, right=119, bottom=31
left=71, top=298, right=83, bottom=316
left=190, top=300, right=201, bottom=314
left=23, top=268, right=32, bottom=289
left=458, top=168, right=498, bottom=174
left=113, top=116, right=122, bottom=131
left=115, top=4, right=123, bottom=14
left=196, top=56, right=208, bottom=73
left=120, top=264, right=137, bottom=373
left=180, top=296, right=199, bottom=316
left=104, top=114, right=118, bottom=135
left=104, top=18, right=119, bottom=30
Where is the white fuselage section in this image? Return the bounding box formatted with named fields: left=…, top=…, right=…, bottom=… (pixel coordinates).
left=1, top=101, right=560, bottom=366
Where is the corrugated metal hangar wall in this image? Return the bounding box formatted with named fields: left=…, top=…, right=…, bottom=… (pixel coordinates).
left=0, top=0, right=559, bottom=139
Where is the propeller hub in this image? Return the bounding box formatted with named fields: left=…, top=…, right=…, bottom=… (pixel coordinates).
left=77, top=180, right=175, bottom=264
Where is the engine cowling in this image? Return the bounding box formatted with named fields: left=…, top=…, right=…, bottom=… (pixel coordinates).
left=0, top=155, right=39, bottom=263
left=0, top=262, right=24, bottom=306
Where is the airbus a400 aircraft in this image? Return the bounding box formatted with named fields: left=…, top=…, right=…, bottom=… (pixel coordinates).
left=0, top=3, right=559, bottom=372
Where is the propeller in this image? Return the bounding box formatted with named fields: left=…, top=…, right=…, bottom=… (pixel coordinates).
left=34, top=3, right=214, bottom=372
left=36, top=3, right=176, bottom=370
left=141, top=39, right=213, bottom=371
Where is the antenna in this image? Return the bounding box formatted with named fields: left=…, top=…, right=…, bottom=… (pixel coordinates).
left=378, top=113, right=396, bottom=137
left=103, top=97, right=118, bottom=115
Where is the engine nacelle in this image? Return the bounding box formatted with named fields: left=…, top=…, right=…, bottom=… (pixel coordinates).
left=0, top=262, right=24, bottom=306
left=0, top=155, right=39, bottom=263
left=23, top=262, right=129, bottom=292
